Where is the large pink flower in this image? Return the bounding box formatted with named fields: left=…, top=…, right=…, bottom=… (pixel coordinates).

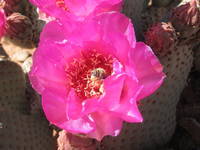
left=29, top=0, right=122, bottom=21
left=29, top=12, right=165, bottom=140
left=0, top=9, right=5, bottom=37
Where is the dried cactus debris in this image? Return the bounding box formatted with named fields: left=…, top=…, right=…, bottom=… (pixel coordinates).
left=57, top=131, right=97, bottom=150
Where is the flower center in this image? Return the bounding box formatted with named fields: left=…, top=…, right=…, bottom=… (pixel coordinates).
left=65, top=50, right=113, bottom=100
left=56, top=0, right=69, bottom=11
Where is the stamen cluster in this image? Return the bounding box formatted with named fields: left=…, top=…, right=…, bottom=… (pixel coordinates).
left=66, top=50, right=113, bottom=100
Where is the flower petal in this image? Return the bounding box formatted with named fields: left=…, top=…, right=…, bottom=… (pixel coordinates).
left=59, top=116, right=95, bottom=134
left=40, top=20, right=68, bottom=43
left=88, top=112, right=123, bottom=141
left=30, top=0, right=122, bottom=20
left=99, top=73, right=126, bottom=110
left=66, top=89, right=82, bottom=120
left=29, top=0, right=68, bottom=19
left=29, top=43, right=67, bottom=94
left=42, top=89, right=67, bottom=125
left=96, top=12, right=136, bottom=48
left=0, top=9, right=5, bottom=37
left=42, top=89, right=95, bottom=134
left=112, top=76, right=143, bottom=122
left=130, top=42, right=166, bottom=101
left=87, top=12, right=135, bottom=63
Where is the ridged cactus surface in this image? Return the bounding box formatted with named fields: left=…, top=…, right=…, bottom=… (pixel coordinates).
left=194, top=45, right=200, bottom=72
left=0, top=60, right=27, bottom=112
left=0, top=60, right=56, bottom=150
left=0, top=112, right=56, bottom=150
left=122, top=0, right=145, bottom=39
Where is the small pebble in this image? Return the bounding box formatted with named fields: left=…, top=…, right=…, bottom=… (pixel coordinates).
left=22, top=57, right=32, bottom=73
left=12, top=50, right=29, bottom=62
left=0, top=55, right=8, bottom=61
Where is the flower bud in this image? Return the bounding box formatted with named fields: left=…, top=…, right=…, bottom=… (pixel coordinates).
left=3, top=0, right=22, bottom=16
left=170, top=0, right=200, bottom=38
left=6, top=13, right=33, bottom=41
left=145, top=22, right=177, bottom=57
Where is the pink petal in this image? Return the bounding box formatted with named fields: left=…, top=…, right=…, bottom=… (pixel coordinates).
left=92, top=12, right=136, bottom=63
left=30, top=0, right=122, bottom=20
left=95, top=12, right=136, bottom=48
left=29, top=0, right=68, bottom=19
left=40, top=20, right=69, bottom=43
left=42, top=89, right=95, bottom=134
left=0, top=9, right=5, bottom=37
left=65, top=0, right=122, bottom=18
left=29, top=42, right=67, bottom=94
left=93, top=0, right=122, bottom=14
left=59, top=116, right=95, bottom=134
left=99, top=73, right=126, bottom=110
left=111, top=76, right=143, bottom=123
left=61, top=20, right=101, bottom=46
left=66, top=89, right=82, bottom=120
left=42, top=89, right=67, bottom=125
left=62, top=12, right=136, bottom=64
left=130, top=42, right=166, bottom=101
left=88, top=111, right=123, bottom=141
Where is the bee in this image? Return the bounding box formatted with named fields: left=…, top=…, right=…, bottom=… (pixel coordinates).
left=91, top=68, right=106, bottom=80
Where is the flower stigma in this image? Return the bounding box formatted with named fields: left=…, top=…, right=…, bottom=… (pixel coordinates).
left=65, top=49, right=114, bottom=100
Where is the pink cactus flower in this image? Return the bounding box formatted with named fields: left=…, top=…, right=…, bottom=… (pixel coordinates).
left=29, top=12, right=165, bottom=141
left=29, top=0, right=122, bottom=21
left=0, top=9, right=5, bottom=37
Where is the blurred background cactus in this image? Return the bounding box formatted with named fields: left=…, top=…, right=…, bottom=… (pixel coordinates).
left=0, top=0, right=199, bottom=150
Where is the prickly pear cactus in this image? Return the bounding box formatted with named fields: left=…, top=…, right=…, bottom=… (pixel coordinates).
left=2, top=0, right=39, bottom=45
left=135, top=0, right=180, bottom=39
left=194, top=45, right=200, bottom=72
left=0, top=60, right=56, bottom=150
left=0, top=60, right=27, bottom=113
left=152, top=0, right=174, bottom=7
left=0, top=112, right=56, bottom=150
left=99, top=0, right=196, bottom=149
left=122, top=0, right=145, bottom=39
left=99, top=28, right=193, bottom=150
left=170, top=0, right=200, bottom=40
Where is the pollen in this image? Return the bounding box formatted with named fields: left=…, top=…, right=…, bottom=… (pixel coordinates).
left=65, top=50, right=113, bottom=100
left=56, top=0, right=69, bottom=11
